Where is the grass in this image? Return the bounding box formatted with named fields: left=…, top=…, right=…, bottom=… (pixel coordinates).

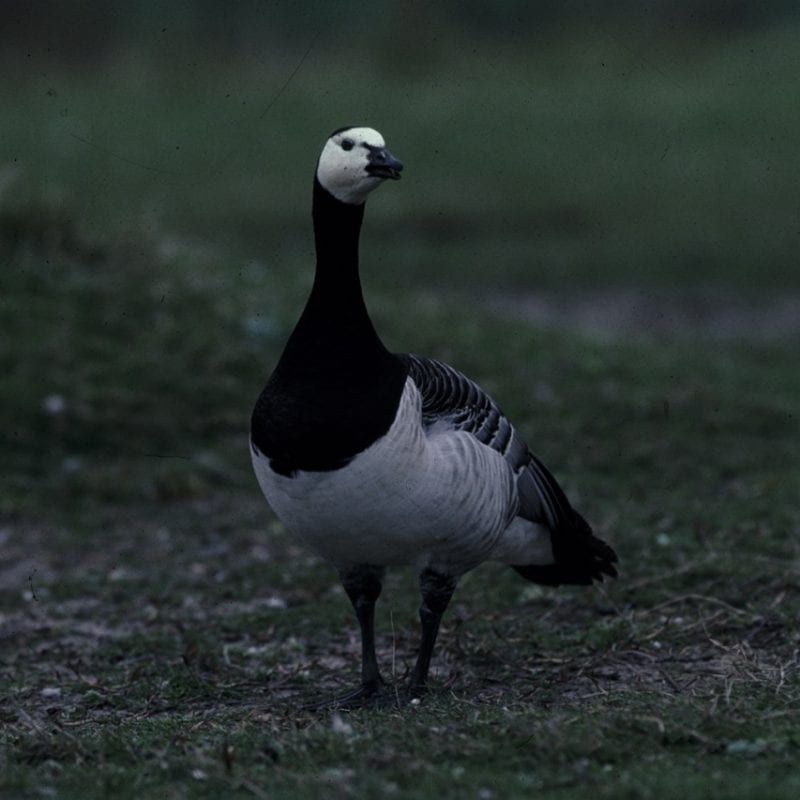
left=2, top=18, right=800, bottom=800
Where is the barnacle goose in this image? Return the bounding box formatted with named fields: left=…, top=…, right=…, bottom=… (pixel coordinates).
left=250, top=126, right=617, bottom=707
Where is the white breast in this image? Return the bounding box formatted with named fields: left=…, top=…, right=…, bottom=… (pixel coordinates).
left=251, top=378, right=517, bottom=575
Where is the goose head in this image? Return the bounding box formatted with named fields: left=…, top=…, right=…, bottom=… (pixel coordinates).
left=316, top=126, right=403, bottom=205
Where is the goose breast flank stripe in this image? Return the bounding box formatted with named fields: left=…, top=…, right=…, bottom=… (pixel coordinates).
left=249, top=126, right=618, bottom=708
left=253, top=378, right=515, bottom=572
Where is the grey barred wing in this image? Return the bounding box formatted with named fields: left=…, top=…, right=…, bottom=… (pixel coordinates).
left=403, top=353, right=524, bottom=464
left=403, top=354, right=568, bottom=528
left=402, top=353, right=618, bottom=585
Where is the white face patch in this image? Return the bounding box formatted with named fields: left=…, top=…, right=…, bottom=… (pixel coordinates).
left=316, top=127, right=390, bottom=205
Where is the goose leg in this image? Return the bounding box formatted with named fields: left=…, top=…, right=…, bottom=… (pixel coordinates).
left=311, top=564, right=386, bottom=709
left=408, top=568, right=457, bottom=696
left=344, top=564, right=385, bottom=694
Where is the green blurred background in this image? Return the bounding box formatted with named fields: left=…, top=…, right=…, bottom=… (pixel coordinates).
left=3, top=0, right=799, bottom=288
left=2, top=0, right=798, bottom=507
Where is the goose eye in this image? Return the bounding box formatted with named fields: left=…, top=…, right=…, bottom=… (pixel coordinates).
left=341, top=139, right=354, bottom=151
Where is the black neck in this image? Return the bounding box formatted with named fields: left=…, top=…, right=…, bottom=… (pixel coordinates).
left=283, top=179, right=386, bottom=359
left=251, top=177, right=408, bottom=474
left=312, top=179, right=364, bottom=293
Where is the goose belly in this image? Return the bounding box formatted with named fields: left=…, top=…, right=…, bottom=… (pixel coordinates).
left=250, top=380, right=515, bottom=572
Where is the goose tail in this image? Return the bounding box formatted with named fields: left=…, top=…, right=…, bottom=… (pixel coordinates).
left=512, top=509, right=618, bottom=587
